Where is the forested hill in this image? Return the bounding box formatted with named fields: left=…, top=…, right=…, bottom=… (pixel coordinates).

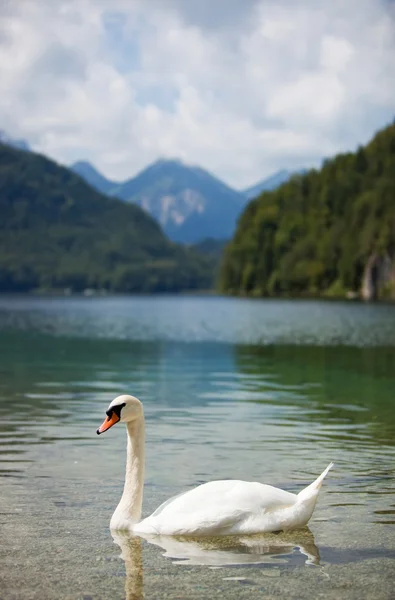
left=220, top=120, right=395, bottom=300
left=0, top=144, right=214, bottom=293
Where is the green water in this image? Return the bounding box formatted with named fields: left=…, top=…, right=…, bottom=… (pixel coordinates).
left=0, top=295, right=394, bottom=599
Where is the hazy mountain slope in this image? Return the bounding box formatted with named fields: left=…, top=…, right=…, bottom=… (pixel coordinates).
left=110, top=159, right=246, bottom=243
left=71, top=160, right=119, bottom=195
left=243, top=169, right=307, bottom=199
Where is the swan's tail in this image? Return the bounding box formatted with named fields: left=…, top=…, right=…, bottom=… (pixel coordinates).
left=297, top=462, right=334, bottom=503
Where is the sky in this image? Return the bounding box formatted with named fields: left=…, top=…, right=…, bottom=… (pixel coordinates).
left=0, top=0, right=394, bottom=189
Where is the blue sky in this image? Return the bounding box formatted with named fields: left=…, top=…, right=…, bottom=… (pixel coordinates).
left=0, top=0, right=394, bottom=188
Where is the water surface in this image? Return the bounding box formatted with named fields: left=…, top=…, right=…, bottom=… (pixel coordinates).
left=0, top=296, right=394, bottom=599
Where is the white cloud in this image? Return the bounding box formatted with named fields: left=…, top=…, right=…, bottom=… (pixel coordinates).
left=0, top=0, right=394, bottom=188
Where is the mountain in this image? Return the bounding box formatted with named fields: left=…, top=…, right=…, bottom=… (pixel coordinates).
left=0, top=130, right=30, bottom=152
left=72, top=158, right=246, bottom=243
left=111, top=159, right=246, bottom=243
left=70, top=160, right=119, bottom=195
left=243, top=169, right=307, bottom=199
left=220, top=121, right=395, bottom=301
left=71, top=157, right=309, bottom=243
left=0, top=144, right=215, bottom=293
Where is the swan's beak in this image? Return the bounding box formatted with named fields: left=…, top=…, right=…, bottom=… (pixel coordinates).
left=97, top=412, right=120, bottom=435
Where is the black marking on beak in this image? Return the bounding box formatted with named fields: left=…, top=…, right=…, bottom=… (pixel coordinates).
left=96, top=402, right=126, bottom=435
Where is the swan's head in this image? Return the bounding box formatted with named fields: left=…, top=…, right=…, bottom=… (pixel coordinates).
left=96, top=395, right=143, bottom=435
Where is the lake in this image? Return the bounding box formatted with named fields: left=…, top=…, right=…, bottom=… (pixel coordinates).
left=0, top=295, right=394, bottom=599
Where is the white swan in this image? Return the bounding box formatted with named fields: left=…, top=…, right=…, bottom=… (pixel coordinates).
left=97, top=395, right=333, bottom=535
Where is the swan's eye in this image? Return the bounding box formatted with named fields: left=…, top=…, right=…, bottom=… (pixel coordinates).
left=107, top=402, right=126, bottom=419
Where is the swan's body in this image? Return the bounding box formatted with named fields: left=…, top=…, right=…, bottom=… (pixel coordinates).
left=97, top=395, right=333, bottom=536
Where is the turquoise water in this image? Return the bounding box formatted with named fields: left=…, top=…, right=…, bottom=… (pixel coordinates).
left=0, top=295, right=394, bottom=599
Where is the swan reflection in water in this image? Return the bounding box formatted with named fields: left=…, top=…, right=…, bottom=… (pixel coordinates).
left=112, top=528, right=320, bottom=599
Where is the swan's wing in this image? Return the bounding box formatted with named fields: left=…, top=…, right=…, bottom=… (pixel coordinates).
left=136, top=480, right=297, bottom=536
left=149, top=489, right=191, bottom=518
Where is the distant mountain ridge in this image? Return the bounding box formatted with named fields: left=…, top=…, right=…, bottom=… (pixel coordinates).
left=71, top=158, right=306, bottom=243
left=243, top=169, right=307, bottom=199
left=71, top=160, right=119, bottom=195
left=71, top=158, right=247, bottom=243
left=1, top=129, right=305, bottom=243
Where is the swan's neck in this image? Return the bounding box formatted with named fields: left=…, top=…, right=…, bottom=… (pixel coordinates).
left=111, top=416, right=145, bottom=528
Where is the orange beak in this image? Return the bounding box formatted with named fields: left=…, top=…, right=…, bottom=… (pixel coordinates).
left=97, top=412, right=120, bottom=435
